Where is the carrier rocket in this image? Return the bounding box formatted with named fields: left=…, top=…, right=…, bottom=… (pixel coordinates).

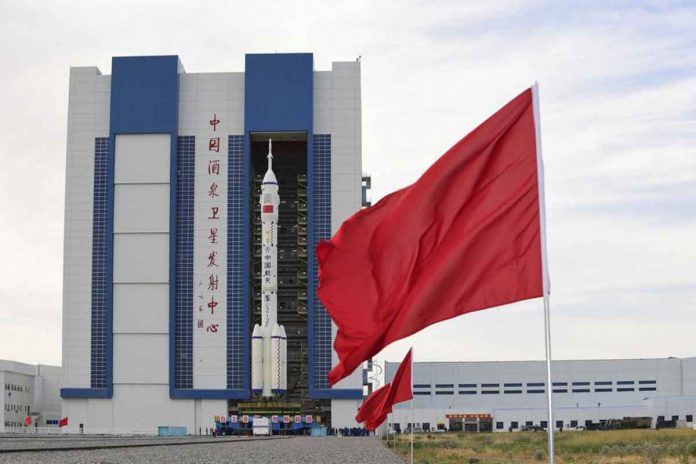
left=251, top=139, right=287, bottom=397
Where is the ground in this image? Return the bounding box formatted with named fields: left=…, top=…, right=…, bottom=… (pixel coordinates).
left=0, top=435, right=402, bottom=464
left=388, top=429, right=696, bottom=463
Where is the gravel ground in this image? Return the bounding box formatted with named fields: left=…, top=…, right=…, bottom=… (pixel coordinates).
left=0, top=436, right=403, bottom=464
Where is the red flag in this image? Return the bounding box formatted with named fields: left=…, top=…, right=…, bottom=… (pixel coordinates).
left=355, top=349, right=413, bottom=430
left=318, top=88, right=545, bottom=385
left=24, top=416, right=32, bottom=426
left=59, top=417, right=68, bottom=427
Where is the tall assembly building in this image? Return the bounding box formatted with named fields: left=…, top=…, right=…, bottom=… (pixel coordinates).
left=61, top=54, right=365, bottom=434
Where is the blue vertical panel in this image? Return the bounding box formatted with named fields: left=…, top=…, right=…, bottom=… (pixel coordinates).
left=90, top=137, right=110, bottom=389
left=174, top=136, right=195, bottom=389
left=244, top=54, right=314, bottom=132
left=311, top=135, right=332, bottom=390
left=227, top=135, right=247, bottom=391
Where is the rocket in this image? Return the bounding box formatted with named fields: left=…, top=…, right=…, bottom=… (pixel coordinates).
left=251, top=139, right=287, bottom=397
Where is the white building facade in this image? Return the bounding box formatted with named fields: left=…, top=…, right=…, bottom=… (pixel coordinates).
left=61, top=54, right=364, bottom=434
left=1, top=360, right=61, bottom=432
left=385, top=357, right=696, bottom=432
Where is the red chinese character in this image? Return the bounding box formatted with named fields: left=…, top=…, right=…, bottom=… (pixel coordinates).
left=208, top=182, right=219, bottom=198
left=208, top=274, right=218, bottom=291
left=207, top=251, right=218, bottom=267
left=208, top=227, right=218, bottom=244
left=208, top=160, right=220, bottom=175
left=197, top=319, right=204, bottom=328
left=209, top=137, right=220, bottom=152
left=209, top=114, right=220, bottom=132
left=206, top=323, right=219, bottom=333
left=208, top=206, right=220, bottom=220
left=207, top=296, right=218, bottom=315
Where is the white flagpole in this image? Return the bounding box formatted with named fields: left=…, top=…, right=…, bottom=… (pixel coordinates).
left=532, top=82, right=554, bottom=464
left=410, top=347, right=414, bottom=464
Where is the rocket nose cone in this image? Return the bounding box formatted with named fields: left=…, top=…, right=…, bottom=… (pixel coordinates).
left=252, top=324, right=261, bottom=336
left=271, top=324, right=281, bottom=337
left=279, top=326, right=287, bottom=338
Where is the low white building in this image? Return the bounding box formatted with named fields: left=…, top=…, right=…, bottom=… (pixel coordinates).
left=385, top=357, right=696, bottom=433
left=1, top=359, right=61, bottom=432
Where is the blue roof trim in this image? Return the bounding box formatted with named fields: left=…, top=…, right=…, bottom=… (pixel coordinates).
left=60, top=388, right=110, bottom=399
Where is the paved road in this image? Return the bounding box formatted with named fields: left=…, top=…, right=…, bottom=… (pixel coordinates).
left=0, top=436, right=403, bottom=464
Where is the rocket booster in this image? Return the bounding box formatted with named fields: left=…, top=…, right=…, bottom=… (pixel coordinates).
left=251, top=139, right=287, bottom=397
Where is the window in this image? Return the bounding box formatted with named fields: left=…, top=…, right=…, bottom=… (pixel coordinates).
left=435, top=384, right=454, bottom=388
left=541, top=421, right=548, bottom=428
left=422, top=423, right=430, bottom=431
left=572, top=389, right=590, bottom=393
left=413, top=392, right=431, bottom=395
left=657, top=416, right=665, bottom=422
left=458, top=383, right=476, bottom=388
left=504, top=390, right=522, bottom=394
left=528, top=389, right=545, bottom=394
left=639, top=387, right=656, bottom=392
left=458, top=391, right=476, bottom=395
left=595, top=388, right=612, bottom=392
left=527, top=382, right=545, bottom=387
left=511, top=421, right=519, bottom=429
left=595, top=381, right=612, bottom=385
left=686, top=415, right=693, bottom=423
left=556, top=420, right=563, bottom=428
left=617, top=387, right=634, bottom=392
left=504, top=383, right=522, bottom=387
left=413, top=384, right=430, bottom=388
left=553, top=389, right=567, bottom=393
left=570, top=420, right=578, bottom=427
left=482, top=390, right=499, bottom=394
left=639, top=380, right=656, bottom=385
left=552, top=382, right=567, bottom=386
left=526, top=421, right=533, bottom=426
left=435, top=391, right=454, bottom=395
left=496, top=422, right=504, bottom=430
left=482, top=383, right=499, bottom=388
left=672, top=415, right=679, bottom=422
left=572, top=382, right=590, bottom=386
left=617, top=381, right=634, bottom=385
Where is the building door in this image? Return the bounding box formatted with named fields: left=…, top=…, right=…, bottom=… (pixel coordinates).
left=449, top=418, right=463, bottom=432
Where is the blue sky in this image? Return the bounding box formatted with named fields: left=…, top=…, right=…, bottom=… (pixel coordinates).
left=0, top=0, right=694, bottom=367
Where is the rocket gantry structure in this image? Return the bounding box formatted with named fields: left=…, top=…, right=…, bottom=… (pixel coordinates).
left=251, top=139, right=288, bottom=397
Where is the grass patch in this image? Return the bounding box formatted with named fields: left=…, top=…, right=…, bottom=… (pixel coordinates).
left=387, top=429, right=696, bottom=464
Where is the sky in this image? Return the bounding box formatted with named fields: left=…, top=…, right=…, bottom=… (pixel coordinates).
left=0, top=0, right=694, bottom=371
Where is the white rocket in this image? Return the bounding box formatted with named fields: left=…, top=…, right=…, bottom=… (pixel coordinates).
left=251, top=139, right=287, bottom=397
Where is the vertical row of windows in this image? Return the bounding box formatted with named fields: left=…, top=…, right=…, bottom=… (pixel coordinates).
left=227, top=135, right=246, bottom=390
left=90, top=137, right=109, bottom=389
left=174, top=136, right=195, bottom=389
left=311, top=135, right=332, bottom=390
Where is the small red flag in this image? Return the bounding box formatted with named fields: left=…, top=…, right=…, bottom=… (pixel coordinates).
left=262, top=205, right=273, bottom=213
left=318, top=88, right=545, bottom=385
left=59, top=417, right=68, bottom=427
left=24, top=416, right=32, bottom=426
left=355, top=349, right=413, bottom=430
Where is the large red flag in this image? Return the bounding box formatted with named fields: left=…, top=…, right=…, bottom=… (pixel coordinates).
left=356, top=349, right=413, bottom=430
left=59, top=417, right=69, bottom=427
left=318, top=88, right=546, bottom=385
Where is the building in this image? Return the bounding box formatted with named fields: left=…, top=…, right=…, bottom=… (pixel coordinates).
left=1, top=359, right=61, bottom=432
left=385, top=357, right=696, bottom=433
left=61, top=53, right=365, bottom=434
